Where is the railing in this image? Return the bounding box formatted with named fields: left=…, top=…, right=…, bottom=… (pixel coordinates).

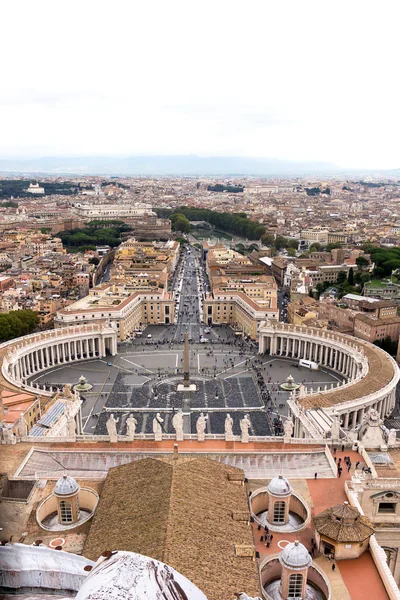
left=20, top=433, right=330, bottom=445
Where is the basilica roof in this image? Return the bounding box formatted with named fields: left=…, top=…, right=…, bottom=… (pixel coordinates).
left=83, top=457, right=260, bottom=600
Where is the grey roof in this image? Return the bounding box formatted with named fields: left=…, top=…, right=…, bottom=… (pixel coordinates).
left=55, top=475, right=80, bottom=496
left=279, top=541, right=312, bottom=570
left=30, top=401, right=66, bottom=436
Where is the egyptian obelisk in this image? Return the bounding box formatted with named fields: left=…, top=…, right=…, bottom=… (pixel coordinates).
left=177, top=332, right=196, bottom=433
left=183, top=332, right=190, bottom=386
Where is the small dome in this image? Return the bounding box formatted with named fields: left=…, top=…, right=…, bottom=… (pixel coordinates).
left=55, top=474, right=79, bottom=496
left=267, top=475, right=292, bottom=497
left=279, top=540, right=312, bottom=570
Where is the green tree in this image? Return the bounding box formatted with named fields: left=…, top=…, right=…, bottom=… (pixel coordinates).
left=356, top=256, right=369, bottom=270
left=348, top=267, right=354, bottom=286
left=261, top=233, right=275, bottom=246
left=0, top=310, right=39, bottom=342
left=172, top=214, right=190, bottom=233
left=337, top=271, right=347, bottom=284
left=309, top=243, right=323, bottom=252
left=326, top=242, right=343, bottom=252
left=287, top=248, right=296, bottom=257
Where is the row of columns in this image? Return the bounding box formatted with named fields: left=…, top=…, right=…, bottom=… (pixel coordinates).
left=9, top=335, right=113, bottom=383
left=260, top=331, right=397, bottom=435
left=340, top=389, right=397, bottom=430
left=292, top=389, right=396, bottom=439
left=260, top=333, right=358, bottom=381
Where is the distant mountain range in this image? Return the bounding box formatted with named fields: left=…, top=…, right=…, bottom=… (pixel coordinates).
left=0, top=155, right=397, bottom=177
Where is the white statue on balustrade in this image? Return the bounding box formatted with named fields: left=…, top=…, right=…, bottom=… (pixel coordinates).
left=172, top=409, right=184, bottom=441
left=126, top=414, right=138, bottom=441
left=16, top=413, right=28, bottom=438
left=0, top=424, right=15, bottom=444
left=66, top=409, right=77, bottom=438
left=196, top=412, right=207, bottom=441
left=225, top=413, right=234, bottom=441
left=153, top=412, right=164, bottom=441
left=330, top=413, right=341, bottom=440
left=63, top=383, right=73, bottom=398
left=283, top=418, right=294, bottom=440
left=106, top=413, right=119, bottom=443
left=240, top=414, right=251, bottom=443
left=388, top=429, right=397, bottom=447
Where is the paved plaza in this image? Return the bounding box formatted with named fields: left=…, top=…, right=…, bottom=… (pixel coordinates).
left=29, top=342, right=343, bottom=436
left=28, top=246, right=342, bottom=437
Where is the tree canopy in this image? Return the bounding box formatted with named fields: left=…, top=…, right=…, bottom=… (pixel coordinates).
left=0, top=310, right=39, bottom=342
left=59, top=223, right=132, bottom=252
left=155, top=207, right=265, bottom=240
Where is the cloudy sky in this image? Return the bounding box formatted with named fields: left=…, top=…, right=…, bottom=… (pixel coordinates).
left=1, top=0, right=399, bottom=168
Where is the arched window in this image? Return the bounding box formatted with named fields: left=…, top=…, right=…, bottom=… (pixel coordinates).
left=288, top=573, right=303, bottom=598
left=59, top=500, right=73, bottom=523
left=273, top=501, right=286, bottom=523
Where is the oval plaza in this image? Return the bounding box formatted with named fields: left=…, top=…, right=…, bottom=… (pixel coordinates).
left=2, top=310, right=400, bottom=599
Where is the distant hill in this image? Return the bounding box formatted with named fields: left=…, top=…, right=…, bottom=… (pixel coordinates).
left=0, top=155, right=342, bottom=177
left=0, top=155, right=397, bottom=178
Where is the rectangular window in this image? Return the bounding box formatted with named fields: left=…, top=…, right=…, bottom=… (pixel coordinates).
left=378, top=502, right=396, bottom=514
left=288, top=574, right=303, bottom=598
left=273, top=501, right=286, bottom=523
left=60, top=500, right=73, bottom=523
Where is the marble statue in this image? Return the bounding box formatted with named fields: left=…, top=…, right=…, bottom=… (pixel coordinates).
left=298, top=383, right=306, bottom=399
left=240, top=414, right=251, bottom=443
left=67, top=410, right=77, bottom=438
left=283, top=418, right=294, bottom=439
left=172, top=409, right=184, bottom=441
left=388, top=428, right=397, bottom=447
left=358, top=406, right=386, bottom=449
left=106, top=413, right=119, bottom=443
left=153, top=412, right=164, bottom=441
left=196, top=412, right=207, bottom=441
left=63, top=383, right=73, bottom=398
left=225, top=413, right=234, bottom=440
left=17, top=413, right=28, bottom=438
left=126, top=414, right=138, bottom=440
left=330, top=413, right=341, bottom=440
left=0, top=424, right=15, bottom=444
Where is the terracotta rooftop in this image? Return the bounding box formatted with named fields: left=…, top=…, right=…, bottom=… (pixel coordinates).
left=314, top=502, right=375, bottom=543
left=83, top=456, right=260, bottom=600
left=300, top=342, right=395, bottom=409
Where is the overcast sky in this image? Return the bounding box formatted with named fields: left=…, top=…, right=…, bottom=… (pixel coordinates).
left=1, top=0, right=399, bottom=168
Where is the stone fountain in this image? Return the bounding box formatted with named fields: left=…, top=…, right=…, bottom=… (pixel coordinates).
left=73, top=375, right=93, bottom=393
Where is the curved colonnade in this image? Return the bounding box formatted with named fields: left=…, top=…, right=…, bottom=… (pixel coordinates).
left=1, top=324, right=118, bottom=397
left=259, top=321, right=400, bottom=439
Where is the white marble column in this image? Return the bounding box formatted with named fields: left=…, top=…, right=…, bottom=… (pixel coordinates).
left=344, top=412, right=350, bottom=429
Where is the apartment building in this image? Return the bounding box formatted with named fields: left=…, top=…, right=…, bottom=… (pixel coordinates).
left=55, top=283, right=174, bottom=340
left=73, top=203, right=155, bottom=218
left=203, top=248, right=278, bottom=339
left=319, top=294, right=400, bottom=343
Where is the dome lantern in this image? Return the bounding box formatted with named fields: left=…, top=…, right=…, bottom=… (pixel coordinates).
left=54, top=474, right=80, bottom=525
